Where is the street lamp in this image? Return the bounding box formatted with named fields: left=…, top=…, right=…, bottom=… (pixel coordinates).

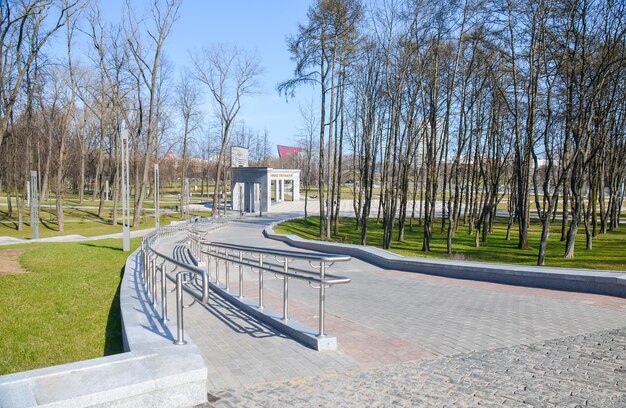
left=121, top=129, right=130, bottom=252
left=184, top=178, right=190, bottom=221
left=154, top=163, right=160, bottom=228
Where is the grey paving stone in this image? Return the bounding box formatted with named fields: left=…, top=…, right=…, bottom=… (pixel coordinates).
left=172, top=216, right=626, bottom=406
left=198, top=328, right=626, bottom=407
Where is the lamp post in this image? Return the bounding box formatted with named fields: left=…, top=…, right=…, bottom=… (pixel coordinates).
left=30, top=171, right=39, bottom=240
left=154, top=163, right=160, bottom=228
left=121, top=129, right=130, bottom=252
left=184, top=177, right=190, bottom=221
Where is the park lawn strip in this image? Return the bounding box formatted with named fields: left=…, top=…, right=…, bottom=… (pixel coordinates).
left=275, top=217, right=626, bottom=271
left=0, top=238, right=141, bottom=375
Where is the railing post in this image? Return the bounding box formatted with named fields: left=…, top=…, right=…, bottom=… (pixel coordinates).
left=318, top=262, right=326, bottom=338
left=143, top=251, right=148, bottom=291
left=149, top=259, right=155, bottom=303
left=283, top=258, right=289, bottom=322
left=174, top=273, right=186, bottom=345
left=206, top=250, right=212, bottom=282
left=202, top=270, right=209, bottom=304
left=215, top=253, right=220, bottom=287
left=238, top=251, right=244, bottom=299
left=145, top=255, right=150, bottom=292
left=258, top=255, right=264, bottom=310
left=152, top=262, right=157, bottom=307
left=225, top=253, right=230, bottom=291
left=161, top=264, right=168, bottom=322
left=213, top=250, right=219, bottom=283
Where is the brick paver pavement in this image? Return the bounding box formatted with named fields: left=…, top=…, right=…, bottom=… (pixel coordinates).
left=207, top=328, right=626, bottom=407
left=155, top=214, right=626, bottom=404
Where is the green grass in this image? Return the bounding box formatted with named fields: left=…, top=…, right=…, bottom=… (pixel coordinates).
left=0, top=238, right=141, bottom=375
left=276, top=216, right=626, bottom=271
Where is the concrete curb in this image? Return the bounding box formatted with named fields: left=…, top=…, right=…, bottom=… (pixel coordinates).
left=263, top=218, right=626, bottom=299
left=0, top=245, right=207, bottom=407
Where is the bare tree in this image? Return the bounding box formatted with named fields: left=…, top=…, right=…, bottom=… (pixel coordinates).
left=297, top=100, right=319, bottom=219
left=126, top=0, right=180, bottom=226
left=176, top=68, right=202, bottom=214
left=0, top=0, right=79, bottom=151
left=192, top=44, right=263, bottom=216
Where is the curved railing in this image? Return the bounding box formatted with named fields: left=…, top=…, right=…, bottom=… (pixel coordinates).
left=141, top=220, right=225, bottom=345
left=190, top=234, right=352, bottom=338
left=142, top=218, right=353, bottom=347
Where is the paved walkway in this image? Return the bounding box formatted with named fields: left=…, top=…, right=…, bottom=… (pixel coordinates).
left=0, top=227, right=154, bottom=246
left=154, top=214, right=626, bottom=405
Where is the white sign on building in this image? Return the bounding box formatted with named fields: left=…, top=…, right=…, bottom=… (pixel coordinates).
left=231, top=146, right=249, bottom=168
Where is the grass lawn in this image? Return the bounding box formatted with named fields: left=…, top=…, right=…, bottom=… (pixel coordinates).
left=0, top=238, right=141, bottom=375
left=276, top=216, right=626, bottom=271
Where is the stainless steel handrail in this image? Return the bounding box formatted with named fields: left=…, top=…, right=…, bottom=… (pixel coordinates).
left=203, top=249, right=351, bottom=284
left=207, top=241, right=352, bottom=263
left=199, top=240, right=352, bottom=338
left=141, top=218, right=352, bottom=347
left=141, top=222, right=210, bottom=345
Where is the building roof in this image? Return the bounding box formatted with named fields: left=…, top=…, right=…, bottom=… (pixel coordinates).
left=277, top=145, right=304, bottom=158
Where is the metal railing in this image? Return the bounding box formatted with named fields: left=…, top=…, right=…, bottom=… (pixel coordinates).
left=141, top=222, right=211, bottom=345
left=196, top=240, right=352, bottom=338
left=141, top=219, right=352, bottom=346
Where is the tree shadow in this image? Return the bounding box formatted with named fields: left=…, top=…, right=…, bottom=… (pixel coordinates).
left=71, top=208, right=111, bottom=224
left=104, top=266, right=124, bottom=355
left=40, top=220, right=57, bottom=231
left=80, top=242, right=123, bottom=251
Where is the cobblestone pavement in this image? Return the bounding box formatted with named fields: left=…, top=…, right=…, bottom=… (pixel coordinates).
left=205, top=328, right=626, bottom=407
left=155, top=215, right=626, bottom=404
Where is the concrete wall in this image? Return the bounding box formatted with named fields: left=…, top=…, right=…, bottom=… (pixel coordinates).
left=264, top=218, right=626, bottom=299
left=0, top=242, right=207, bottom=408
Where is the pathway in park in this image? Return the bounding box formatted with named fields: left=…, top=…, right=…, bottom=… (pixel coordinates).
left=267, top=198, right=626, bottom=223
left=0, top=227, right=154, bottom=246
left=156, top=214, right=626, bottom=406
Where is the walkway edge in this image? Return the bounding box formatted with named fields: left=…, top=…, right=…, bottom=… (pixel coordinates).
left=0, top=247, right=207, bottom=408
left=264, top=218, right=626, bottom=299
left=203, top=278, right=337, bottom=351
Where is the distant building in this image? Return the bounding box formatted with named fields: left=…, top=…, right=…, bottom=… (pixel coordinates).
left=277, top=145, right=304, bottom=158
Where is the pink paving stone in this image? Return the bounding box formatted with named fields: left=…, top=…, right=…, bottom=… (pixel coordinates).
left=204, top=238, right=626, bottom=371
left=376, top=269, right=626, bottom=313
left=223, top=274, right=436, bottom=366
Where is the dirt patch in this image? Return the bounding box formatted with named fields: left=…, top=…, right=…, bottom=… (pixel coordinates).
left=0, top=248, right=31, bottom=276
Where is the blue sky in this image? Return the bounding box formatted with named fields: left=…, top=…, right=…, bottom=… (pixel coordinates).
left=96, top=0, right=317, bottom=151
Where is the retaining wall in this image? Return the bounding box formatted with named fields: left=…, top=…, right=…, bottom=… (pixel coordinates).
left=0, top=241, right=207, bottom=408
left=264, top=219, right=626, bottom=299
